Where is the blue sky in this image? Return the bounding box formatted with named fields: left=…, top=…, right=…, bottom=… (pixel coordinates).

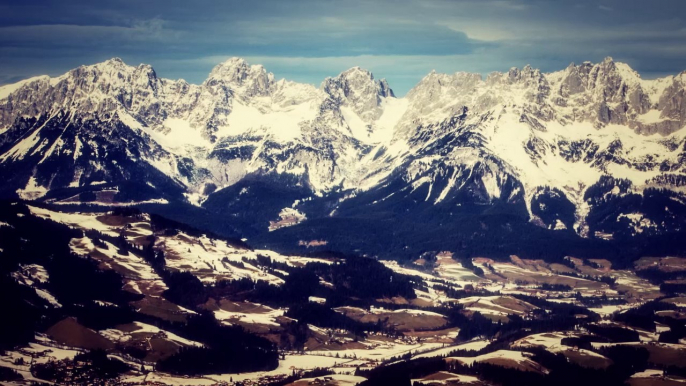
left=1, top=0, right=685, bottom=95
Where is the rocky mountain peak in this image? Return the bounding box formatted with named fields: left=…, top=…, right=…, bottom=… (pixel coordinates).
left=506, top=65, right=548, bottom=100
left=321, top=67, right=394, bottom=121
left=601, top=56, right=615, bottom=65
left=340, top=66, right=372, bottom=78
left=558, top=62, right=590, bottom=95
left=549, top=58, right=658, bottom=129
left=378, top=78, right=394, bottom=98
left=65, top=57, right=158, bottom=89
left=408, top=71, right=481, bottom=98
left=97, top=57, right=127, bottom=69
left=508, top=64, right=538, bottom=80
left=401, top=71, right=483, bottom=124
left=206, top=57, right=274, bottom=97
left=81, top=57, right=138, bottom=78
left=105, top=57, right=125, bottom=64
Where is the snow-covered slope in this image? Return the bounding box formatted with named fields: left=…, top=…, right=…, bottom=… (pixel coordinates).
left=0, top=57, right=685, bottom=237
left=0, top=57, right=379, bottom=203
left=350, top=58, right=686, bottom=234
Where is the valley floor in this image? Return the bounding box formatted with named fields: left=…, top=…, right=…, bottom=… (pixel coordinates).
left=1, top=204, right=685, bottom=386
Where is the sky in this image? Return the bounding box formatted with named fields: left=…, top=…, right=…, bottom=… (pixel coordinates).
left=1, top=0, right=685, bottom=95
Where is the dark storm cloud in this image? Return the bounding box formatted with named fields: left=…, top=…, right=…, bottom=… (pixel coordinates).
left=0, top=0, right=685, bottom=94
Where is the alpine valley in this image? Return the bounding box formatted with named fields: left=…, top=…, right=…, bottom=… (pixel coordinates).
left=1, top=57, right=686, bottom=386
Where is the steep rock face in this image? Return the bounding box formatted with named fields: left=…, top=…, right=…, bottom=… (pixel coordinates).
left=321, top=67, right=394, bottom=121
left=190, top=58, right=275, bottom=137
left=205, top=58, right=274, bottom=96
left=549, top=58, right=686, bottom=135
left=0, top=57, right=685, bottom=239
left=320, top=67, right=399, bottom=144
left=656, top=72, right=686, bottom=134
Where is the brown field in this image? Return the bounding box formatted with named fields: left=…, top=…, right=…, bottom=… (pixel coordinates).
left=635, top=257, right=686, bottom=273
left=644, top=344, right=686, bottom=367
left=215, top=299, right=274, bottom=314
left=234, top=320, right=283, bottom=334
left=416, top=371, right=491, bottom=386
left=338, top=308, right=448, bottom=332
left=405, top=327, right=460, bottom=343
left=655, top=310, right=686, bottom=320
left=482, top=357, right=547, bottom=374
left=491, top=297, right=537, bottom=314
left=447, top=355, right=548, bottom=375
left=303, top=337, right=367, bottom=352
left=130, top=296, right=188, bottom=323
left=375, top=296, right=433, bottom=308
left=561, top=349, right=612, bottom=369
left=46, top=317, right=114, bottom=350
left=111, top=323, right=186, bottom=362
left=375, top=296, right=410, bottom=305
left=145, top=337, right=182, bottom=362
left=628, top=376, right=686, bottom=386
left=485, top=259, right=608, bottom=291
left=95, top=214, right=139, bottom=227
left=422, top=371, right=460, bottom=381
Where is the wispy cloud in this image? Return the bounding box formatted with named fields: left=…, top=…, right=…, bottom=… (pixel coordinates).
left=0, top=18, right=178, bottom=46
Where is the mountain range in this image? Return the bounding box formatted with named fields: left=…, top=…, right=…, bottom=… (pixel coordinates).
left=1, top=57, right=685, bottom=258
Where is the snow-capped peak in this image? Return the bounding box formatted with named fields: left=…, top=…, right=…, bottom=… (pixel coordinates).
left=321, top=67, right=395, bottom=122
left=205, top=57, right=274, bottom=97
left=332, top=66, right=394, bottom=97
left=79, top=57, right=142, bottom=79
left=100, top=57, right=126, bottom=66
